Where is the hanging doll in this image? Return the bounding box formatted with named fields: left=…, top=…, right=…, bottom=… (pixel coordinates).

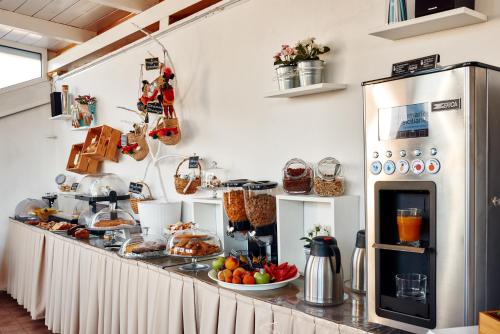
left=149, top=65, right=181, bottom=145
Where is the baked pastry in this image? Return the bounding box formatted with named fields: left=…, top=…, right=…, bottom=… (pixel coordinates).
left=37, top=222, right=55, bottom=230
left=75, top=229, right=89, bottom=239
left=94, top=219, right=132, bottom=228
left=169, top=239, right=220, bottom=256
left=67, top=225, right=85, bottom=236
left=50, top=222, right=73, bottom=231
left=167, top=221, right=194, bottom=234
left=125, top=241, right=166, bottom=254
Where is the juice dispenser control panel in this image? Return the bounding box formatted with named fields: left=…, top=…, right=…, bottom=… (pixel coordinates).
left=370, top=148, right=440, bottom=176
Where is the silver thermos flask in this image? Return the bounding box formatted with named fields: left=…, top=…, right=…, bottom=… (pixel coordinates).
left=350, top=230, right=366, bottom=293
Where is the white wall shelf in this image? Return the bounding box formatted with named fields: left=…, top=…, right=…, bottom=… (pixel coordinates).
left=50, top=114, right=72, bottom=120
left=190, top=197, right=247, bottom=255
left=369, top=7, right=487, bottom=40
left=264, top=83, right=347, bottom=98
left=276, top=194, right=360, bottom=278
left=71, top=126, right=90, bottom=131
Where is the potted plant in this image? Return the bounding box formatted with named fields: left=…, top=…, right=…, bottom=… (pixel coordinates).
left=295, top=37, right=331, bottom=86
left=73, top=95, right=97, bottom=128
left=479, top=310, right=500, bottom=334
left=300, top=224, right=330, bottom=262
left=273, top=44, right=299, bottom=90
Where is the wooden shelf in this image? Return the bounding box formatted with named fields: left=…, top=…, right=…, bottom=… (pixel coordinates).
left=369, top=7, right=487, bottom=40
left=264, top=83, right=347, bottom=98
left=372, top=243, right=426, bottom=254
left=50, top=114, right=72, bottom=120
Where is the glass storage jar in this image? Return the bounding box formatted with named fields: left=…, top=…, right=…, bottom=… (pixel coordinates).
left=222, top=179, right=252, bottom=224
left=77, top=173, right=129, bottom=196
left=314, top=157, right=345, bottom=197
left=282, top=158, right=313, bottom=194
left=242, top=181, right=278, bottom=228
left=88, top=195, right=136, bottom=231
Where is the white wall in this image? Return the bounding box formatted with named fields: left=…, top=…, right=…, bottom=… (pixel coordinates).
left=2, top=0, right=500, bottom=267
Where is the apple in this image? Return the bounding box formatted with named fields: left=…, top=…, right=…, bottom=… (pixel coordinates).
left=212, top=257, right=225, bottom=271
left=254, top=269, right=271, bottom=284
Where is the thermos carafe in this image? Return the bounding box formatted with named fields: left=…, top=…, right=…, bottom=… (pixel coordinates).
left=350, top=230, right=366, bottom=293
left=304, top=236, right=344, bottom=306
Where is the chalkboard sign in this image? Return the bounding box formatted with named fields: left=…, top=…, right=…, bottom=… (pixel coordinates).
left=120, top=134, right=128, bottom=147
left=146, top=102, right=163, bottom=114
left=71, top=183, right=79, bottom=191
left=392, top=54, right=440, bottom=77
left=188, top=156, right=199, bottom=169
left=129, top=182, right=144, bottom=194
left=145, top=57, right=159, bottom=70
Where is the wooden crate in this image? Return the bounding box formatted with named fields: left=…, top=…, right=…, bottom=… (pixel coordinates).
left=81, top=125, right=122, bottom=162
left=479, top=311, right=500, bottom=334
left=66, top=143, right=99, bottom=174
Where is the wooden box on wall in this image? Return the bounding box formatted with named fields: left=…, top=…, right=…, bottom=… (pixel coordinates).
left=81, top=125, right=121, bottom=162
left=66, top=143, right=99, bottom=174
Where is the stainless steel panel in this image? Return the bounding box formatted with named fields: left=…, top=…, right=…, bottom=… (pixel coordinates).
left=364, top=68, right=470, bottom=332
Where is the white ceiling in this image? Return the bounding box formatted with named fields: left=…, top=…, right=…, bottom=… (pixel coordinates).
left=0, top=0, right=134, bottom=50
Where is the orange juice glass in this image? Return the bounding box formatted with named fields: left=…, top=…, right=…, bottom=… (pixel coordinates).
left=397, top=208, right=422, bottom=243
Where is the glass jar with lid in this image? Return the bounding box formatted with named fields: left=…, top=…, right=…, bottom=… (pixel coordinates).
left=167, top=228, right=223, bottom=270
left=88, top=192, right=136, bottom=231
left=201, top=161, right=228, bottom=198
left=119, top=228, right=167, bottom=259
left=314, top=157, right=345, bottom=197
left=282, top=158, right=313, bottom=194
left=242, top=181, right=278, bottom=228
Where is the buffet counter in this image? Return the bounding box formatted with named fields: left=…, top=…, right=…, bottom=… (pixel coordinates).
left=3, top=219, right=408, bottom=334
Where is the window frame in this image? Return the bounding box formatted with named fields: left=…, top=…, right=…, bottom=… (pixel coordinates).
left=0, top=40, right=48, bottom=95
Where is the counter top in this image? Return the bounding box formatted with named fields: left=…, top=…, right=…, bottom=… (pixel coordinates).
left=13, top=220, right=411, bottom=334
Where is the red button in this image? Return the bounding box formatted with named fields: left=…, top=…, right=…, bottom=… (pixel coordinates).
left=429, top=164, right=435, bottom=171
left=416, top=165, right=421, bottom=171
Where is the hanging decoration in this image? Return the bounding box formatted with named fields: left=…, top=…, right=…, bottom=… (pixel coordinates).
left=119, top=123, right=150, bottom=161
left=71, top=94, right=97, bottom=129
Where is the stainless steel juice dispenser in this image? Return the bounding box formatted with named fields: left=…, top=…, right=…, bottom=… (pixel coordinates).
left=363, top=62, right=500, bottom=333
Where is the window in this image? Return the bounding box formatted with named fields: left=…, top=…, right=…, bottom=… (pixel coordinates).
left=0, top=45, right=42, bottom=90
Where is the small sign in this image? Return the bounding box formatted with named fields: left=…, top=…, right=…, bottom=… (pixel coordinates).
left=120, top=134, right=128, bottom=147
left=129, top=182, right=144, bottom=194
left=145, top=57, right=159, bottom=70
left=391, top=55, right=440, bottom=76
left=431, top=99, right=461, bottom=112
left=71, top=183, right=79, bottom=191
left=146, top=102, right=163, bottom=114
left=188, top=156, right=199, bottom=169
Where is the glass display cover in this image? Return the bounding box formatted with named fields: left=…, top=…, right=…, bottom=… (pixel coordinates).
left=379, top=103, right=429, bottom=140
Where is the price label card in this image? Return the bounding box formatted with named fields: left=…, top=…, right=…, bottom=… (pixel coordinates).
left=392, top=54, right=440, bottom=76
left=129, top=182, right=144, bottom=194
left=145, top=57, right=159, bottom=70
left=146, top=102, right=163, bottom=114
left=188, top=156, right=199, bottom=169
left=120, top=134, right=128, bottom=147
left=71, top=183, right=79, bottom=191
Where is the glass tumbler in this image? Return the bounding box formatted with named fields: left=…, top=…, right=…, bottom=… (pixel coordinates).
left=397, top=208, right=423, bottom=246
left=396, top=273, right=427, bottom=301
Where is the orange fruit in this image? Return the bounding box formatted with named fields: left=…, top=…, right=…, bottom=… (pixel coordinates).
left=232, top=276, right=242, bottom=284
left=233, top=267, right=247, bottom=278
left=224, top=256, right=239, bottom=271
left=242, top=274, right=255, bottom=285
left=217, top=271, right=225, bottom=281
left=225, top=275, right=233, bottom=283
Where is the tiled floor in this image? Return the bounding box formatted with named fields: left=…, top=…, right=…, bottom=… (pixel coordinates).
left=0, top=292, right=52, bottom=334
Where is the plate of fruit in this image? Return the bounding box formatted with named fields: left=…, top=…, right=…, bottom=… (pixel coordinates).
left=208, top=255, right=299, bottom=291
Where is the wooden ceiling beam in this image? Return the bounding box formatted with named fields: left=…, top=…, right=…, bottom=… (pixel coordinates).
left=0, top=9, right=96, bottom=44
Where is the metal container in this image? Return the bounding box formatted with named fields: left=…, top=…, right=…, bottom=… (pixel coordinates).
left=304, top=236, right=344, bottom=306
left=276, top=65, right=299, bottom=90
left=350, top=230, right=366, bottom=293
left=298, top=60, right=324, bottom=86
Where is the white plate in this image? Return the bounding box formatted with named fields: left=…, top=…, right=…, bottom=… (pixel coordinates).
left=208, top=269, right=300, bottom=291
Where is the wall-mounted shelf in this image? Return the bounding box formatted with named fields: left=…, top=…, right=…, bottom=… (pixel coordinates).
left=276, top=194, right=359, bottom=277
left=50, top=114, right=72, bottom=120
left=264, top=83, right=347, bottom=98
left=372, top=243, right=426, bottom=254
left=369, top=7, right=487, bottom=41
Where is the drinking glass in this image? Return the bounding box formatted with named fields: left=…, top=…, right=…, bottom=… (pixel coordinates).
left=396, top=273, right=427, bottom=302
left=397, top=208, right=422, bottom=246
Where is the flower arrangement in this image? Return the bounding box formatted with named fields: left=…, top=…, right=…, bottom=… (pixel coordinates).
left=273, top=44, right=298, bottom=66
left=75, top=95, right=96, bottom=105
left=300, top=224, right=331, bottom=248
left=295, top=37, right=331, bottom=61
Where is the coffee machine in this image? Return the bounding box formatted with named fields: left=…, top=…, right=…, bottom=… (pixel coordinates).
left=363, top=62, right=500, bottom=333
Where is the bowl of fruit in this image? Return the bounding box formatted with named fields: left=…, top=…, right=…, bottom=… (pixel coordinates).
left=208, top=255, right=299, bottom=291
